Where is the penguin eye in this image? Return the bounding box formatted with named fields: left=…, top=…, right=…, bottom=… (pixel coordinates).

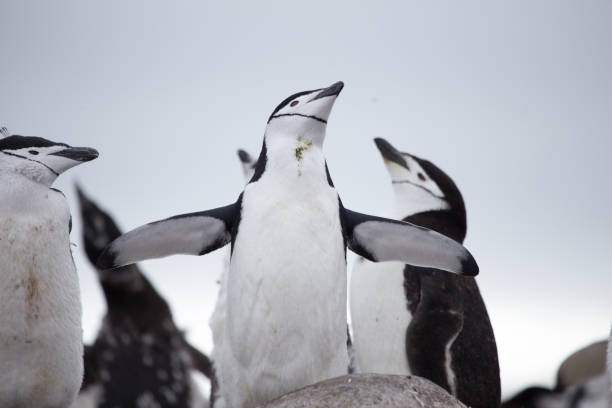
left=29, top=150, right=39, bottom=155
left=290, top=100, right=299, bottom=107
left=418, top=172, right=426, bottom=181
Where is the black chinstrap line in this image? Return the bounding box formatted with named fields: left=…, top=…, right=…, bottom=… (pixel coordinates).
left=1, top=150, right=60, bottom=176
left=391, top=179, right=446, bottom=200
left=268, top=113, right=327, bottom=124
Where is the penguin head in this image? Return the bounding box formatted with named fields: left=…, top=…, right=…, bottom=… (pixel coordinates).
left=237, top=149, right=256, bottom=182
left=374, top=137, right=465, bottom=221
left=0, top=130, right=98, bottom=186
left=264, top=81, right=344, bottom=148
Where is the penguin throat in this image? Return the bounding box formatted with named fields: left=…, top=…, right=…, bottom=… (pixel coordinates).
left=391, top=182, right=450, bottom=218
left=294, top=136, right=313, bottom=176
left=0, top=153, right=59, bottom=187
left=263, top=136, right=327, bottom=184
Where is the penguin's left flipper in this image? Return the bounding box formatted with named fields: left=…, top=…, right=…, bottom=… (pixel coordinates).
left=97, top=202, right=238, bottom=269
left=342, top=208, right=479, bottom=276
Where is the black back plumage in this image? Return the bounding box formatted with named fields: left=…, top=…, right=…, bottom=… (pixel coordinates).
left=400, top=155, right=501, bottom=408
left=77, top=186, right=212, bottom=407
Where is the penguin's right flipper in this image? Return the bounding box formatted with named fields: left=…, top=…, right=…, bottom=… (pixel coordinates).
left=97, top=201, right=239, bottom=269
left=342, top=208, right=478, bottom=276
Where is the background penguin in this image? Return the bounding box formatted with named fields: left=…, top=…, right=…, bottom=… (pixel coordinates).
left=0, top=128, right=98, bottom=408
left=502, top=336, right=611, bottom=408
left=350, top=137, right=500, bottom=408
left=97, top=82, right=479, bottom=408
left=72, top=185, right=212, bottom=408
left=208, top=149, right=255, bottom=408
left=556, top=340, right=608, bottom=390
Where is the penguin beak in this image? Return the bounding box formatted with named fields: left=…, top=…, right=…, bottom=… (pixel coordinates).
left=237, top=149, right=252, bottom=164
left=51, top=147, right=99, bottom=162
left=310, top=81, right=344, bottom=103
left=46, top=146, right=99, bottom=175
left=374, top=138, right=408, bottom=169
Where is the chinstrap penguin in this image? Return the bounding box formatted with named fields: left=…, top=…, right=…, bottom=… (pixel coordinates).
left=97, top=82, right=479, bottom=408
left=208, top=149, right=256, bottom=408
left=72, top=185, right=212, bottom=408
left=502, top=335, right=612, bottom=408
left=350, top=138, right=500, bottom=408
left=0, top=128, right=98, bottom=408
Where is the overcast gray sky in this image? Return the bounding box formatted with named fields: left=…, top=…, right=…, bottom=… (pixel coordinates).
left=1, top=0, right=611, bottom=398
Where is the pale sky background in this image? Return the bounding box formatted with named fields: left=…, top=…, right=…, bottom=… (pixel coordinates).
left=1, top=0, right=611, bottom=399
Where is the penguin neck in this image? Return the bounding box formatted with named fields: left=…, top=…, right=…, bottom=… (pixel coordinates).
left=389, top=182, right=451, bottom=220
left=101, top=266, right=174, bottom=333
left=0, top=156, right=58, bottom=187
left=260, top=133, right=329, bottom=187
left=0, top=170, right=58, bottom=213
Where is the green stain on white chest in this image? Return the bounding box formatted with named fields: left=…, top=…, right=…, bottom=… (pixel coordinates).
left=294, top=137, right=313, bottom=162
left=294, top=137, right=313, bottom=176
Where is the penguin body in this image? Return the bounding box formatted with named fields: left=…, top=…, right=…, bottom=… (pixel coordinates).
left=350, top=138, right=500, bottom=408
left=0, top=129, right=98, bottom=407
left=72, top=186, right=211, bottom=408
left=220, top=140, right=348, bottom=407
left=98, top=83, right=479, bottom=408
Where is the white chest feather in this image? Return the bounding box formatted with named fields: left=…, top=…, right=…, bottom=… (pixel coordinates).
left=350, top=258, right=412, bottom=375
left=217, top=144, right=349, bottom=407
left=0, top=174, right=83, bottom=407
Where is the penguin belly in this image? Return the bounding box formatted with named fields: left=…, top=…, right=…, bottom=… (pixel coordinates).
left=0, top=201, right=83, bottom=407
left=350, top=259, right=412, bottom=374
left=219, top=184, right=348, bottom=408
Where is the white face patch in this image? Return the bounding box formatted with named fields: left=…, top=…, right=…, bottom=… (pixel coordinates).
left=1, top=137, right=97, bottom=187
left=273, top=92, right=317, bottom=117
left=1, top=145, right=66, bottom=185
left=384, top=155, right=445, bottom=199
left=382, top=154, right=450, bottom=217
left=265, top=86, right=341, bottom=148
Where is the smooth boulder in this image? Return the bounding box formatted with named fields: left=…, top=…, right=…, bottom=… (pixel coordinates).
left=260, top=374, right=467, bottom=408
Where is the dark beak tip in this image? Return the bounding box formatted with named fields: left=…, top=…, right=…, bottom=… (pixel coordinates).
left=73, top=147, right=99, bottom=162
left=328, top=81, right=344, bottom=95
left=237, top=149, right=251, bottom=163
left=373, top=137, right=395, bottom=156
left=312, top=81, right=345, bottom=102
left=373, top=137, right=387, bottom=150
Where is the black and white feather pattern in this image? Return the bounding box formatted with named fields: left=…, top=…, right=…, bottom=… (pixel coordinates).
left=74, top=185, right=212, bottom=408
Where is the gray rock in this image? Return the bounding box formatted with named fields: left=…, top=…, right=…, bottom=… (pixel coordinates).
left=259, top=374, right=467, bottom=408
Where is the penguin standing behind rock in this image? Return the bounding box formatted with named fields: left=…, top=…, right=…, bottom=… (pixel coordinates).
left=72, top=185, right=212, bottom=408
left=98, top=82, right=479, bottom=408
left=502, top=336, right=611, bottom=408
left=0, top=127, right=98, bottom=408
left=350, top=138, right=500, bottom=408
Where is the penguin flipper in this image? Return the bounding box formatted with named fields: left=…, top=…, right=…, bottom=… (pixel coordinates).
left=97, top=203, right=237, bottom=269
left=342, top=208, right=478, bottom=276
